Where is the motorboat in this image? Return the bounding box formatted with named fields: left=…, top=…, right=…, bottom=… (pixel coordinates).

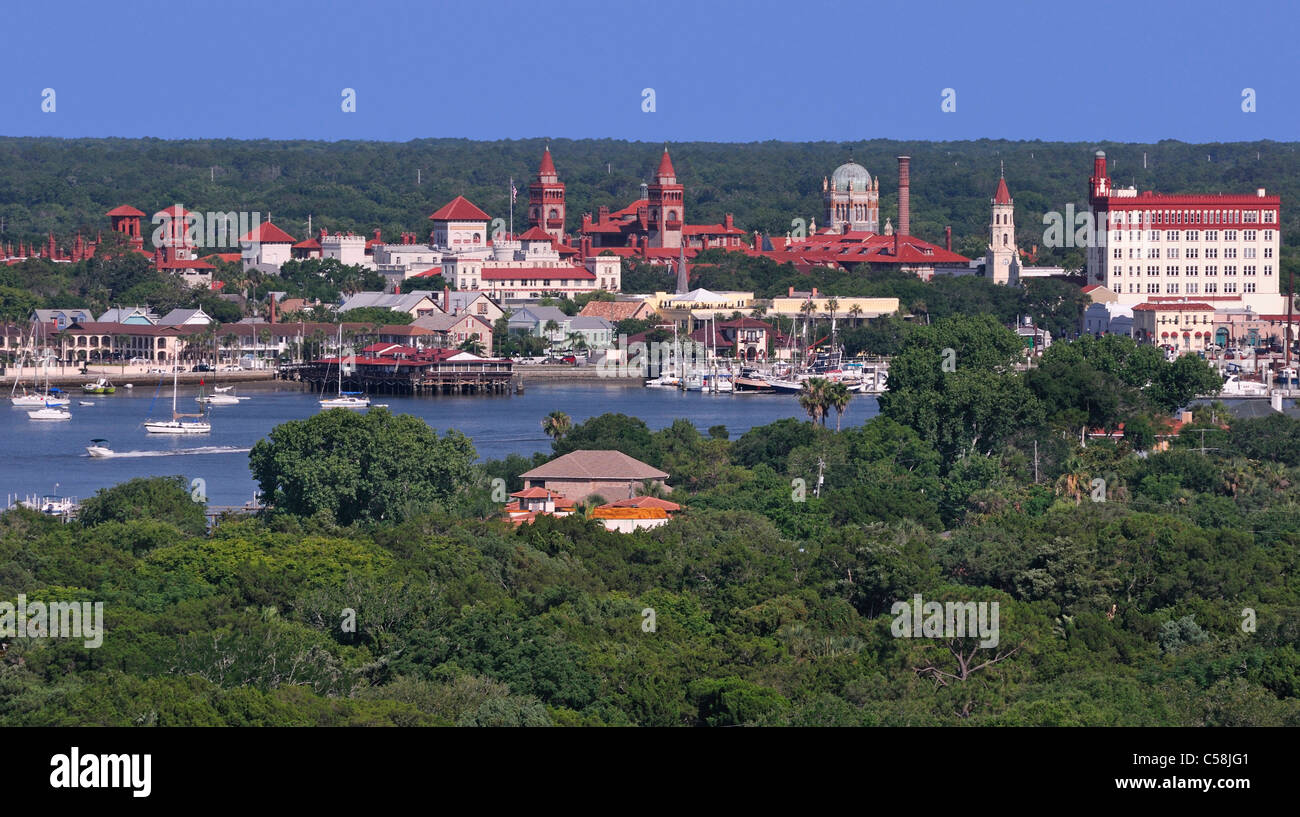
left=86, top=439, right=113, bottom=458
left=79, top=401, right=95, bottom=406
left=82, top=377, right=115, bottom=394
left=1220, top=374, right=1269, bottom=397
left=198, top=387, right=246, bottom=406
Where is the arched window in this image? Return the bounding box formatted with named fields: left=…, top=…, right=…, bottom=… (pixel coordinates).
left=548, top=208, right=558, bottom=219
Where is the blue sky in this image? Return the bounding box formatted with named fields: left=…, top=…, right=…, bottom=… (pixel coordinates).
left=2, top=0, right=1295, bottom=143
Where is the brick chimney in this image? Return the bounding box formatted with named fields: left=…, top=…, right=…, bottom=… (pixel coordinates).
left=444, top=285, right=451, bottom=314
left=945, top=225, right=952, bottom=252
left=269, top=293, right=277, bottom=324
left=897, top=156, right=911, bottom=237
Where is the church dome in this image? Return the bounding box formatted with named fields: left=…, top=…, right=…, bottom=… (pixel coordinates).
left=831, top=162, right=871, bottom=191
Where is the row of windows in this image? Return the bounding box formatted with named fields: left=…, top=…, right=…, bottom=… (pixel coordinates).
left=1121, top=282, right=1255, bottom=294
left=1109, top=209, right=1276, bottom=227
left=1112, top=229, right=1274, bottom=242
left=1110, top=264, right=1271, bottom=277
left=1114, top=247, right=1268, bottom=259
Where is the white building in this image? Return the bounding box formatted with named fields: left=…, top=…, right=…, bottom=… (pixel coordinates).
left=1086, top=150, right=1286, bottom=314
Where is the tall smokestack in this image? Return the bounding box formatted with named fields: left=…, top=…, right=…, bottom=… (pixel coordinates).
left=269, top=293, right=277, bottom=324
left=945, top=226, right=952, bottom=252
left=897, top=156, right=911, bottom=237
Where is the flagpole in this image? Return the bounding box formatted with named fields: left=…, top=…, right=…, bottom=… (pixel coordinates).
left=509, top=176, right=514, bottom=237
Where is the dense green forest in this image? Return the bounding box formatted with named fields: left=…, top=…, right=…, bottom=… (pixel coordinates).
left=3, top=136, right=1299, bottom=271
left=3, top=319, right=1298, bottom=726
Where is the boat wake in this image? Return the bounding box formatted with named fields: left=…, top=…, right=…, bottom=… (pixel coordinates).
left=89, top=445, right=251, bottom=458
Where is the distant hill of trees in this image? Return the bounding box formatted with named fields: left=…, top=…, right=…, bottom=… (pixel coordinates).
left=3, top=136, right=1299, bottom=273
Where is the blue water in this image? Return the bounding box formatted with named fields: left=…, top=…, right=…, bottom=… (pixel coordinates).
left=1, top=381, right=877, bottom=506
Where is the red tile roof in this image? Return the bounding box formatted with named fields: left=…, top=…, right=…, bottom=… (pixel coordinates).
left=241, top=221, right=298, bottom=244
left=994, top=176, right=1012, bottom=205
left=106, top=205, right=146, bottom=217
left=656, top=148, right=675, bottom=178
left=154, top=205, right=191, bottom=218
left=429, top=196, right=491, bottom=221
left=601, top=496, right=681, bottom=511
left=538, top=148, right=556, bottom=176
left=517, top=226, right=554, bottom=241
left=293, top=238, right=321, bottom=249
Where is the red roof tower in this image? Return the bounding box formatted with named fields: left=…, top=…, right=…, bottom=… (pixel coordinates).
left=529, top=146, right=566, bottom=242
left=647, top=146, right=684, bottom=249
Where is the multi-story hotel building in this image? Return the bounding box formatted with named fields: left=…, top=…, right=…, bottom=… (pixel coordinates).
left=1086, top=150, right=1285, bottom=315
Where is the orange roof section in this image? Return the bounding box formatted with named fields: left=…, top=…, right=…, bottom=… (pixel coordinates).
left=429, top=196, right=491, bottom=221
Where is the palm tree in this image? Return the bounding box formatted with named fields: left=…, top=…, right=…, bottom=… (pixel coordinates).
left=258, top=327, right=273, bottom=365
left=543, top=319, right=560, bottom=344
left=848, top=305, right=863, bottom=327
left=826, top=297, right=839, bottom=327
left=221, top=332, right=239, bottom=366
left=635, top=479, right=669, bottom=499
left=827, top=381, right=852, bottom=430
left=798, top=377, right=832, bottom=426
left=541, top=410, right=572, bottom=441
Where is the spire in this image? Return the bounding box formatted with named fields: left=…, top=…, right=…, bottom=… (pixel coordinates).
left=994, top=171, right=1012, bottom=205
left=538, top=145, right=556, bottom=176
left=656, top=145, right=675, bottom=179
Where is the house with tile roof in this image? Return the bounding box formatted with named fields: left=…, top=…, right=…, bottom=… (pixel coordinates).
left=519, top=449, right=669, bottom=504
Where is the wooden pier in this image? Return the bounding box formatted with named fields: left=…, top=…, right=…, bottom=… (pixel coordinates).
left=279, top=357, right=515, bottom=396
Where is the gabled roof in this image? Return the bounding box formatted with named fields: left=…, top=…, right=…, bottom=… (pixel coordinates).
left=293, top=238, right=321, bottom=250
left=106, top=205, right=146, bottom=217
left=429, top=196, right=491, bottom=222
left=520, top=449, right=668, bottom=481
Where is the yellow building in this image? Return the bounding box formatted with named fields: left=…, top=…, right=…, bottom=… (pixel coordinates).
left=767, top=295, right=899, bottom=322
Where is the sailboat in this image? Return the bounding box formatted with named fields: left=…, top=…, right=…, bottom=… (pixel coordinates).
left=12, top=335, right=70, bottom=406
left=319, top=324, right=370, bottom=409
left=28, top=400, right=71, bottom=420
left=145, top=369, right=211, bottom=433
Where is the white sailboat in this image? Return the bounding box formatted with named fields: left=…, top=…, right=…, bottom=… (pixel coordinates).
left=145, top=369, right=211, bottom=434
left=28, top=401, right=71, bottom=420
left=319, top=324, right=370, bottom=409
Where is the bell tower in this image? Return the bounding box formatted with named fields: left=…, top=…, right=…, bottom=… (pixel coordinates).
left=647, top=146, right=684, bottom=248
left=985, top=164, right=1019, bottom=285
left=529, top=146, right=566, bottom=242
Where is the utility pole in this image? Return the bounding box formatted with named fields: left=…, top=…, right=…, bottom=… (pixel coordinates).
left=1033, top=440, right=1039, bottom=484
left=815, top=456, right=825, bottom=498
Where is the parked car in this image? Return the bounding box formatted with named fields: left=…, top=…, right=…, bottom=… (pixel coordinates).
left=560, top=354, right=577, bottom=364
left=218, top=364, right=242, bottom=372
left=192, top=364, right=214, bottom=372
